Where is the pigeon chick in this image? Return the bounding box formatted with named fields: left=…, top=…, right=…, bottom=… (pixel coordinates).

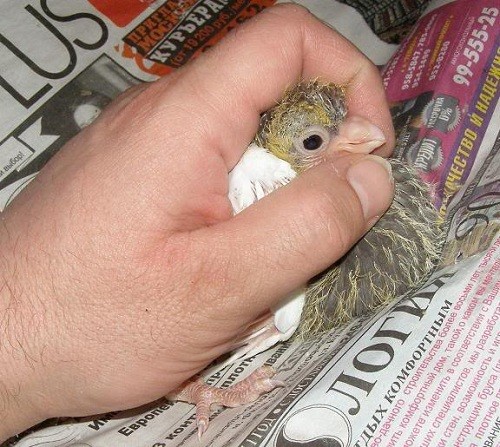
left=252, top=81, right=443, bottom=336
left=168, top=80, right=443, bottom=437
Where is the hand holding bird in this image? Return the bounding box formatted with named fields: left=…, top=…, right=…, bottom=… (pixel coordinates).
left=0, top=6, right=396, bottom=442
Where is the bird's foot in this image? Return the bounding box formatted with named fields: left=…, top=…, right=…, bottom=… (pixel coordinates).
left=167, top=365, right=284, bottom=439
left=332, top=115, right=386, bottom=153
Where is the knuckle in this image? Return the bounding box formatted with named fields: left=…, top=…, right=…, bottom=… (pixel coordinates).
left=254, top=3, right=315, bottom=36
left=269, top=2, right=311, bottom=20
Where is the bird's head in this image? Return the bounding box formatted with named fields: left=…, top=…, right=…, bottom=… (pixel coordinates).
left=255, top=80, right=347, bottom=172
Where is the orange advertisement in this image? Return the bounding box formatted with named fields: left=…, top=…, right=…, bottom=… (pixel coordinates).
left=87, top=0, right=151, bottom=27
left=122, top=0, right=276, bottom=73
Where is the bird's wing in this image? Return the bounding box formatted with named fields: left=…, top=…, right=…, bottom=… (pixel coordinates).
left=228, top=143, right=296, bottom=214
left=226, top=144, right=304, bottom=362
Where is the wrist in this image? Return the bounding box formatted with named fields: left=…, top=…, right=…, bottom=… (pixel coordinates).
left=0, top=245, right=51, bottom=441
left=0, top=388, right=43, bottom=443
left=0, top=307, right=46, bottom=443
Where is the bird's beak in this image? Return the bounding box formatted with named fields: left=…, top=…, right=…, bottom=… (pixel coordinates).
left=329, top=116, right=386, bottom=155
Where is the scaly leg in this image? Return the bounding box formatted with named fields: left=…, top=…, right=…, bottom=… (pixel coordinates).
left=167, top=365, right=284, bottom=438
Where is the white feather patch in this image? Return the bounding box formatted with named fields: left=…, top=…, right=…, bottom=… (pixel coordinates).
left=225, top=144, right=306, bottom=359
left=228, top=144, right=296, bottom=214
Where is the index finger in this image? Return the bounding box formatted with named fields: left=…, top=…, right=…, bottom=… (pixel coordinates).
left=151, top=4, right=394, bottom=170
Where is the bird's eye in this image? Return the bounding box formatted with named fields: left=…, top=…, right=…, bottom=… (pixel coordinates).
left=293, top=125, right=330, bottom=155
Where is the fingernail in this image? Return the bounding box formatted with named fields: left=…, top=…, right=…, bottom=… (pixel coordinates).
left=346, top=156, right=394, bottom=221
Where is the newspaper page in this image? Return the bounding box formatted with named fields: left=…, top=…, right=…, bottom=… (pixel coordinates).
left=1, top=0, right=498, bottom=446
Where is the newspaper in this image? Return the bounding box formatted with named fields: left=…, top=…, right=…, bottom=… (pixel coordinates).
left=1, top=0, right=498, bottom=446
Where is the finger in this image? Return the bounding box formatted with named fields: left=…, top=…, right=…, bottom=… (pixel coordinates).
left=141, top=4, right=394, bottom=173
left=188, top=152, right=394, bottom=324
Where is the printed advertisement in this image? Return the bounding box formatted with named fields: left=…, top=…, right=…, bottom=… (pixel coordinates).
left=382, top=1, right=499, bottom=221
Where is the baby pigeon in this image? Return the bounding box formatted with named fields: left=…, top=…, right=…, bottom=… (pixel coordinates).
left=168, top=80, right=443, bottom=437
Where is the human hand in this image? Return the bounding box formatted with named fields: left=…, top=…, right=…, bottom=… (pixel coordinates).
left=0, top=4, right=394, bottom=440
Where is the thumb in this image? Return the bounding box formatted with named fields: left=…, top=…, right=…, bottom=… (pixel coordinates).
left=189, top=153, right=394, bottom=323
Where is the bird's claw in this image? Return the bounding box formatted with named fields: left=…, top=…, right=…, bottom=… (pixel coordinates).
left=197, top=418, right=208, bottom=440
left=269, top=379, right=286, bottom=388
